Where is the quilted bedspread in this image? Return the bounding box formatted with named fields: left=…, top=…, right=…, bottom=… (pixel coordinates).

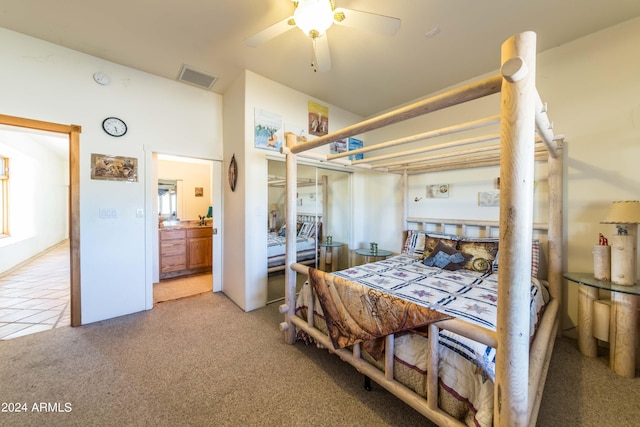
left=308, top=267, right=451, bottom=358
left=299, top=255, right=549, bottom=426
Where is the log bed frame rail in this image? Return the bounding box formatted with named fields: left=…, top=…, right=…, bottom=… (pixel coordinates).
left=278, top=31, right=564, bottom=427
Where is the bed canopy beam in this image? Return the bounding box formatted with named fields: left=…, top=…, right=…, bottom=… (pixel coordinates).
left=400, top=154, right=548, bottom=175
left=327, top=115, right=501, bottom=161
left=288, top=75, right=504, bottom=155
left=372, top=141, right=509, bottom=169
left=535, top=93, right=560, bottom=158
left=352, top=133, right=501, bottom=166
left=386, top=144, right=550, bottom=174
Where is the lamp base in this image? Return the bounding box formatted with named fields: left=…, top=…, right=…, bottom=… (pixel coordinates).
left=610, top=235, right=636, bottom=285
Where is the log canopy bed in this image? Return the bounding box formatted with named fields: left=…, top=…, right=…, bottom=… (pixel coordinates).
left=278, top=32, right=564, bottom=426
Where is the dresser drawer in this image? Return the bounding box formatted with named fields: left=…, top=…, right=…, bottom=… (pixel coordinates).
left=160, top=239, right=186, bottom=256
left=160, top=229, right=187, bottom=240
left=187, top=227, right=212, bottom=238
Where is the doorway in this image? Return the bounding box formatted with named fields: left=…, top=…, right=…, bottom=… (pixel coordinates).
left=146, top=152, right=222, bottom=306
left=0, top=114, right=81, bottom=330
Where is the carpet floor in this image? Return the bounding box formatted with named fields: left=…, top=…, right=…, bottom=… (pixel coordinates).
left=0, top=292, right=638, bottom=426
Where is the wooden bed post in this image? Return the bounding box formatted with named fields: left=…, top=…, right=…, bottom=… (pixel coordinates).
left=402, top=171, right=408, bottom=231
left=547, top=146, right=564, bottom=335
left=281, top=133, right=298, bottom=344
left=496, top=31, right=537, bottom=427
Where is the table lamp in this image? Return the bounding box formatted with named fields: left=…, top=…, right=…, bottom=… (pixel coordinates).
left=601, top=200, right=640, bottom=285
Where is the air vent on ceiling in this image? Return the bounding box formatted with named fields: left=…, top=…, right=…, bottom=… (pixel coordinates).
left=177, top=65, right=218, bottom=90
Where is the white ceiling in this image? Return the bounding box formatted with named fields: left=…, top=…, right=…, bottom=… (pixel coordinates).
left=1, top=0, right=640, bottom=117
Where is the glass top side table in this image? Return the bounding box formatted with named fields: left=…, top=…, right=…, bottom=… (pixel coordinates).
left=564, top=272, right=639, bottom=378
left=563, top=272, right=640, bottom=295
left=355, top=248, right=393, bottom=264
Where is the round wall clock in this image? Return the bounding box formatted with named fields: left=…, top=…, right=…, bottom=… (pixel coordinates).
left=102, top=117, right=127, bottom=137
left=228, top=154, right=238, bottom=192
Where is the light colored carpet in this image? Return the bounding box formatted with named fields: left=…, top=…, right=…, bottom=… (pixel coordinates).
left=0, top=292, right=638, bottom=426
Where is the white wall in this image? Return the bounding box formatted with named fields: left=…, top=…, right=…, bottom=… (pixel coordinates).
left=0, top=27, right=223, bottom=324
left=222, top=71, right=247, bottom=310
left=539, top=18, right=640, bottom=330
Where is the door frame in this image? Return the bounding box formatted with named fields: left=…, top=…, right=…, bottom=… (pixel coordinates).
left=0, top=114, right=82, bottom=326
left=144, top=149, right=223, bottom=308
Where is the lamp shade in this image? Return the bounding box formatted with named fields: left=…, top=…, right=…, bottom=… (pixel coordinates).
left=601, top=200, right=640, bottom=224
left=270, top=204, right=278, bottom=212
left=294, top=0, right=334, bottom=38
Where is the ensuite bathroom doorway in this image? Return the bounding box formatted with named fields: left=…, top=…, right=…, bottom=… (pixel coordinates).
left=151, top=153, right=222, bottom=305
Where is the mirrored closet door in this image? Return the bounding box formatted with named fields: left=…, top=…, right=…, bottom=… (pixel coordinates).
left=267, top=160, right=352, bottom=302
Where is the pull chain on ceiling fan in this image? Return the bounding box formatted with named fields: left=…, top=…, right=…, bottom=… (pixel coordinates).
left=244, top=0, right=401, bottom=72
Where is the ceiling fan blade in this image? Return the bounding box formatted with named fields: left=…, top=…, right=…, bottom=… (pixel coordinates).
left=333, top=8, right=400, bottom=36
left=244, top=16, right=295, bottom=47
left=312, top=34, right=331, bottom=72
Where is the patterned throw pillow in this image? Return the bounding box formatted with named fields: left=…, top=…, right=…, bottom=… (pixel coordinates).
left=402, top=230, right=427, bottom=258
left=458, top=239, right=499, bottom=273
left=402, top=231, right=459, bottom=259
left=424, top=233, right=458, bottom=258
left=423, top=241, right=472, bottom=271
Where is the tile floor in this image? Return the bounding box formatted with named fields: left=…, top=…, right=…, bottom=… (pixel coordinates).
left=0, top=241, right=213, bottom=340
left=0, top=240, right=70, bottom=340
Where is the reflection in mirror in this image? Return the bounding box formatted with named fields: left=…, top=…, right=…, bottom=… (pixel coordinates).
left=267, top=159, right=352, bottom=303
left=158, top=179, right=178, bottom=220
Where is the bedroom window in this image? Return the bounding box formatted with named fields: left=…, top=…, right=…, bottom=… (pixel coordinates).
left=0, top=155, right=8, bottom=237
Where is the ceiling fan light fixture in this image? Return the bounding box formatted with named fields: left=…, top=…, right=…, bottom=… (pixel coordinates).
left=294, top=0, right=334, bottom=38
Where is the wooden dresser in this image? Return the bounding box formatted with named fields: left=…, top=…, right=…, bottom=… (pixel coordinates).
left=159, top=226, right=212, bottom=279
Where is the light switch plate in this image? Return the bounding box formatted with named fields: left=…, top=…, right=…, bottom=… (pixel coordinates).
left=99, top=208, right=117, bottom=218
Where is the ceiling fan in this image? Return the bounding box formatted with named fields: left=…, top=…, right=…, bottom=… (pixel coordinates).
left=244, top=0, right=401, bottom=72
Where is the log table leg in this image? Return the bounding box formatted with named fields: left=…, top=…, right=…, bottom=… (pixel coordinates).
left=609, top=292, right=638, bottom=378
left=578, top=284, right=599, bottom=357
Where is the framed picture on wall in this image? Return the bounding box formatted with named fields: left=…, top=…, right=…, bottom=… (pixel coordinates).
left=478, top=190, right=500, bottom=206
left=330, top=138, right=347, bottom=155
left=348, top=137, right=364, bottom=160
left=254, top=108, right=283, bottom=151
left=308, top=100, right=328, bottom=136
left=426, top=184, right=449, bottom=198
left=90, top=153, right=138, bottom=182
